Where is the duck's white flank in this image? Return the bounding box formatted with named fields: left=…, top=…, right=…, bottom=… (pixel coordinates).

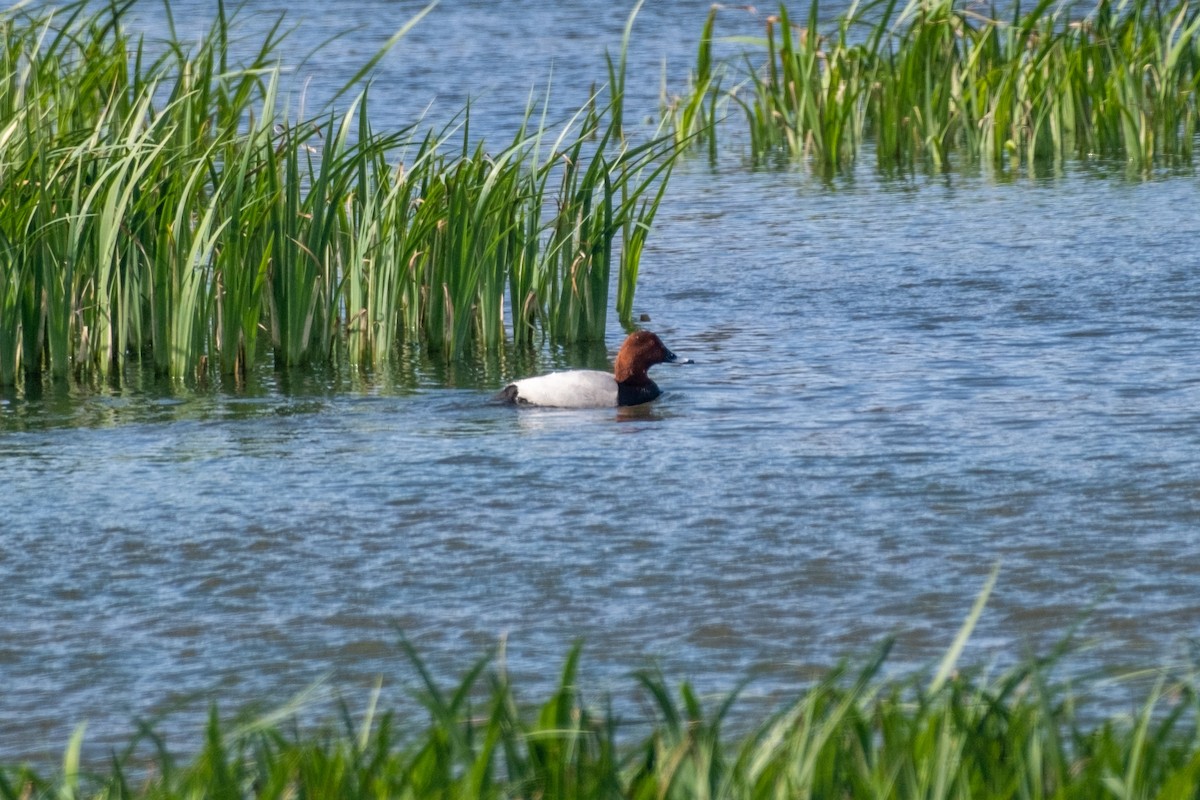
left=497, top=330, right=686, bottom=408
left=507, top=370, right=618, bottom=408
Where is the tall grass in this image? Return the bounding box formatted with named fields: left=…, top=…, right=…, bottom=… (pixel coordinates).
left=6, top=637, right=1200, bottom=798
left=677, top=0, right=1200, bottom=174
left=0, top=1, right=677, bottom=385
left=660, top=4, right=724, bottom=162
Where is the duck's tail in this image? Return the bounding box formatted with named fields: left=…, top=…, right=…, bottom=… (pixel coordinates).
left=493, top=384, right=521, bottom=404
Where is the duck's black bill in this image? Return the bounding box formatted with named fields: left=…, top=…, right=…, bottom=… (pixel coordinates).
left=664, top=350, right=694, bottom=365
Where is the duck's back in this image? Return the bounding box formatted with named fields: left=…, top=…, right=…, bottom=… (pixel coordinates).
left=499, top=370, right=617, bottom=408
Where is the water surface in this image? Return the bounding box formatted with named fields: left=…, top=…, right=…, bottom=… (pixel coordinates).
left=3, top=0, right=1200, bottom=763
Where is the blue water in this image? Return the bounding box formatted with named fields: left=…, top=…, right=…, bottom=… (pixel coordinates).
left=4, top=0, right=1200, bottom=763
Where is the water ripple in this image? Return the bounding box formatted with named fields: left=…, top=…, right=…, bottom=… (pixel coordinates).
left=4, top=0, right=1200, bottom=765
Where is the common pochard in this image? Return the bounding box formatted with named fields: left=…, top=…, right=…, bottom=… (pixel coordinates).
left=496, top=330, right=689, bottom=408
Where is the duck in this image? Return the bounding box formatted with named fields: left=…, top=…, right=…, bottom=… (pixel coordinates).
left=496, top=330, right=689, bottom=408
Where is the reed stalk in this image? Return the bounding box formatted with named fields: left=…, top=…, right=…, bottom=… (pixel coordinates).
left=661, top=4, right=724, bottom=160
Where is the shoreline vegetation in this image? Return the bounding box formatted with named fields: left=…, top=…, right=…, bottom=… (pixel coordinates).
left=0, top=0, right=674, bottom=386
left=5, top=639, right=1200, bottom=797
left=7, top=574, right=1200, bottom=797
left=665, top=0, right=1200, bottom=174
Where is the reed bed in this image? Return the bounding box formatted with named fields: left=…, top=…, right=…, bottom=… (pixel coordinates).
left=5, top=640, right=1200, bottom=799
left=0, top=1, right=675, bottom=386
left=672, top=0, right=1200, bottom=174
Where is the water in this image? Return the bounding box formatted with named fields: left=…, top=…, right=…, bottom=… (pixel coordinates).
left=4, top=0, right=1200, bottom=763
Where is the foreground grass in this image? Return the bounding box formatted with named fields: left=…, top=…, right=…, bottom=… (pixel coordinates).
left=6, top=643, right=1200, bottom=799
left=10, top=576, right=1200, bottom=799
left=0, top=1, right=675, bottom=386
left=667, top=0, right=1200, bottom=174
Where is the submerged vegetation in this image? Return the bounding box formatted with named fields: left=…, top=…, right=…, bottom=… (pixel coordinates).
left=0, top=0, right=675, bottom=386
left=668, top=0, right=1200, bottom=174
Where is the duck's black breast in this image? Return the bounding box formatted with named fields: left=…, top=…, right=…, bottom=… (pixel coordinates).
left=617, top=380, right=661, bottom=407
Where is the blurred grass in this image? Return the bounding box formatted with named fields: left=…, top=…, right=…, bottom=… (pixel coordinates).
left=6, top=637, right=1200, bottom=798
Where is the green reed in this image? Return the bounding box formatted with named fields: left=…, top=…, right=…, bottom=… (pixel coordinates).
left=679, top=0, right=1200, bottom=174
left=661, top=4, right=724, bottom=162
left=0, top=1, right=676, bottom=385
left=8, top=636, right=1200, bottom=798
